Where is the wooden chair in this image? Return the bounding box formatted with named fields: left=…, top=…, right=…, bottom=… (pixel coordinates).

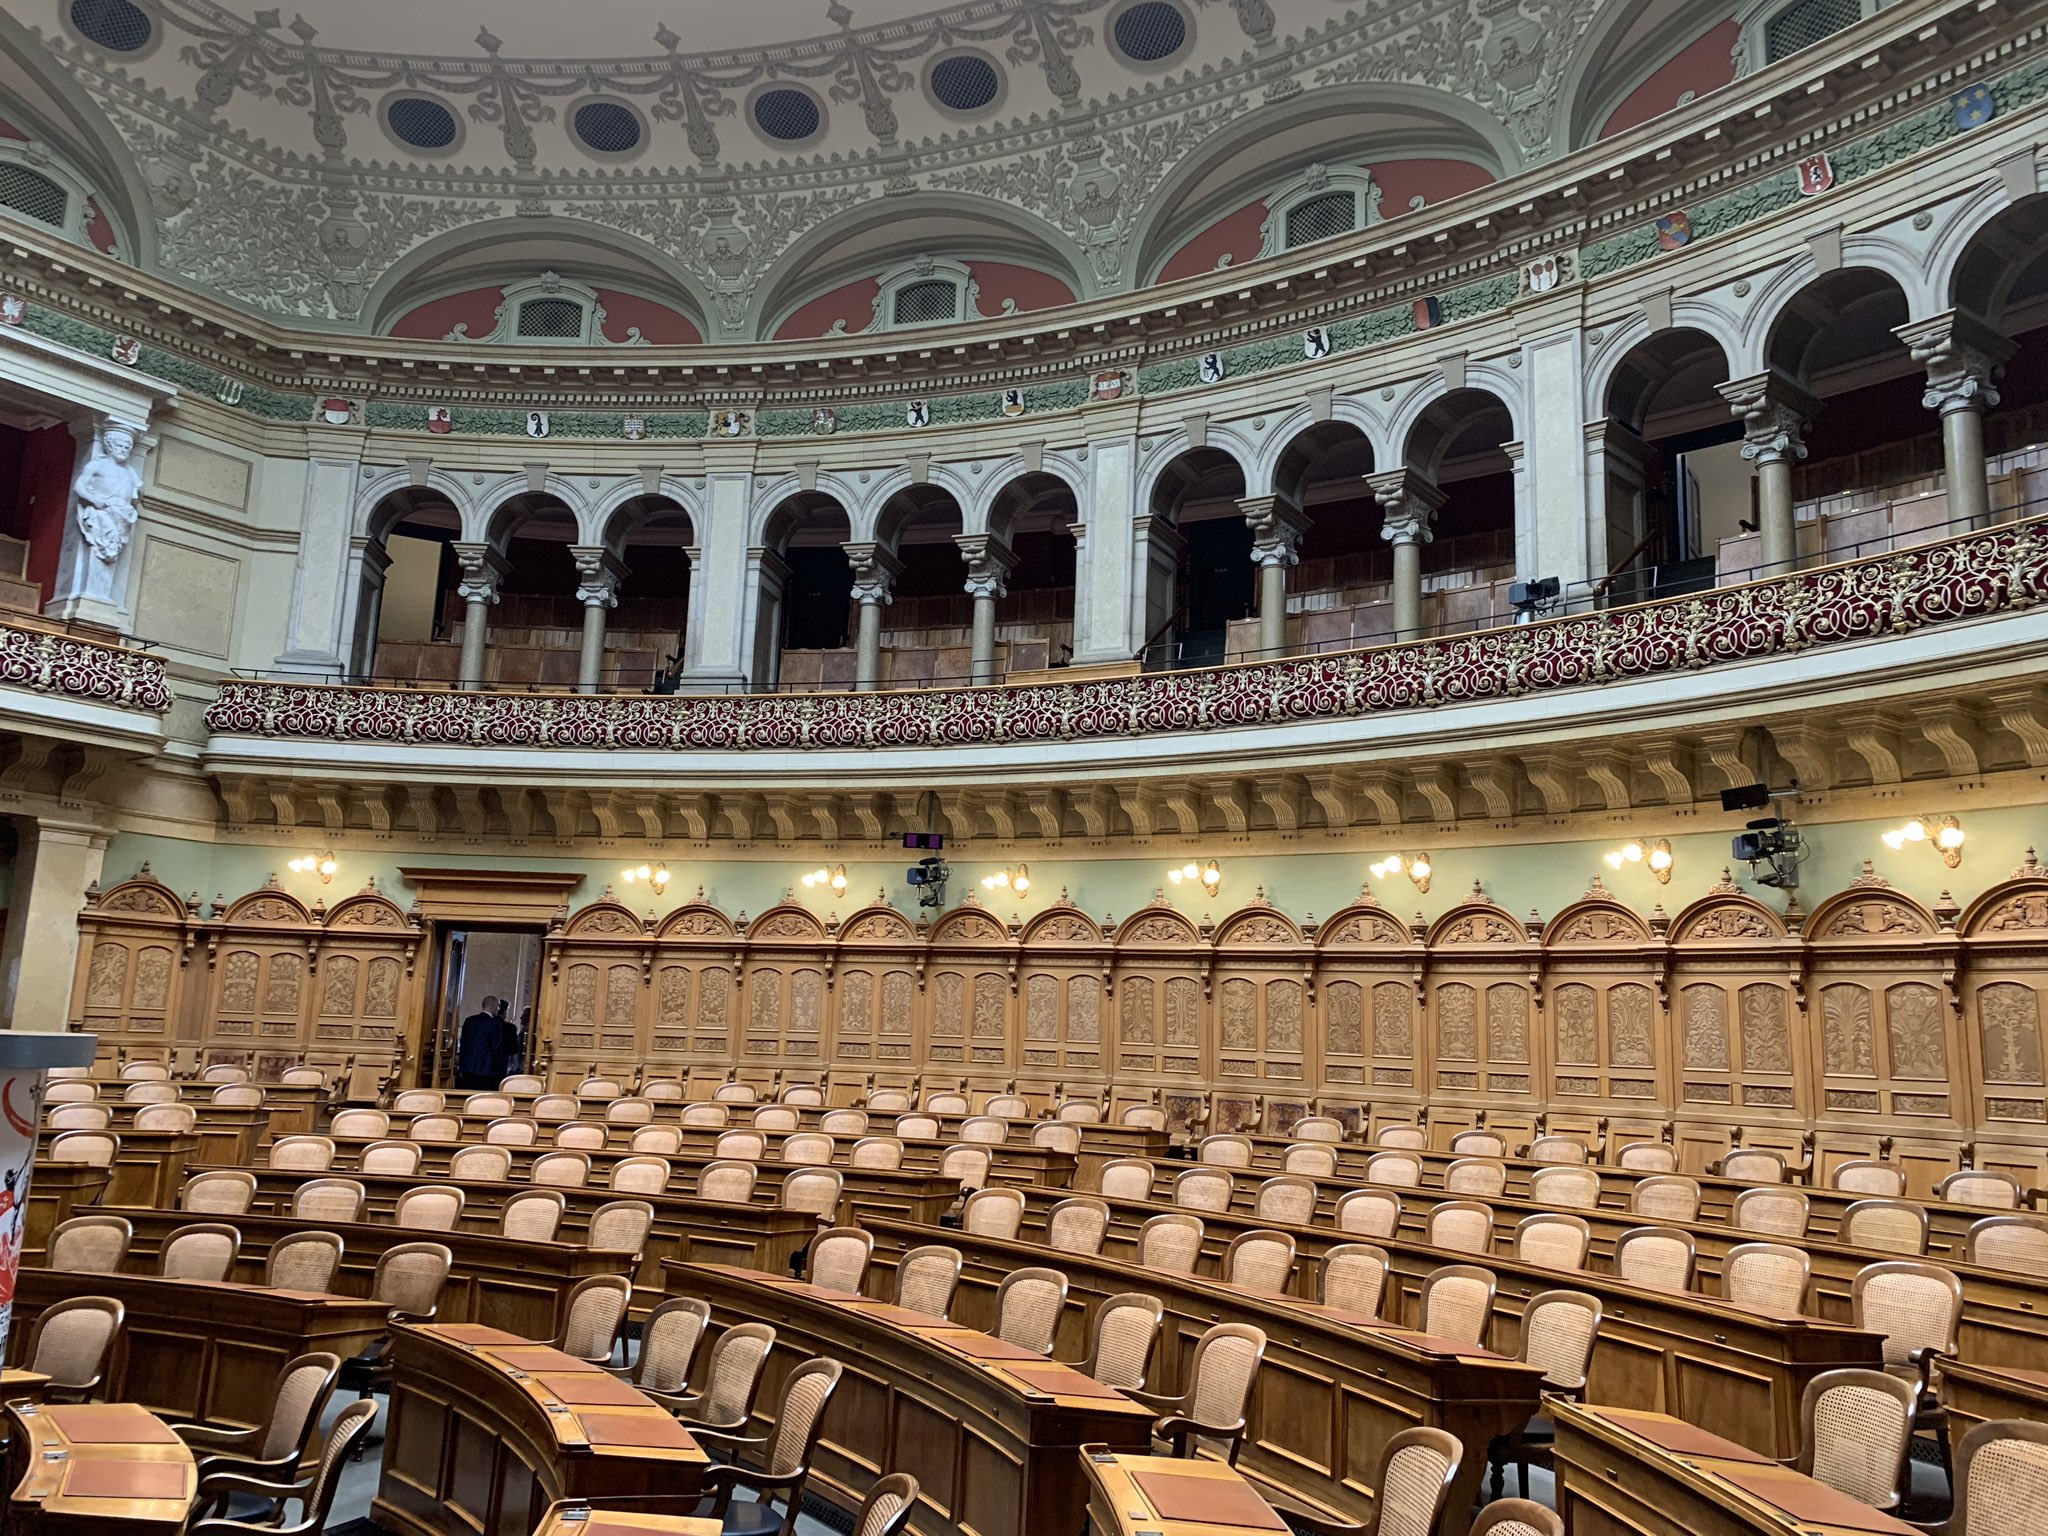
left=994, top=1267, right=1069, bottom=1355
left=266, top=1232, right=344, bottom=1292
left=1040, top=1196, right=1108, bottom=1257
left=604, top=1097, right=656, bottom=1127
left=1853, top=1260, right=1965, bottom=1479
left=806, top=1228, right=874, bottom=1293
left=1172, top=1165, right=1233, bottom=1213
left=781, top=1084, right=825, bottom=1109
left=360, top=1140, right=423, bottom=1176
left=340, top=1243, right=455, bottom=1410
left=895, top=1113, right=941, bottom=1141
left=1282, top=1141, right=1338, bottom=1178
left=779, top=1133, right=834, bottom=1166
left=1118, top=1104, right=1163, bottom=1130
left=1446, top=1158, right=1508, bottom=1198
left=391, top=1089, right=443, bottom=1115
left=186, top=1397, right=377, bottom=1535
left=119, top=1060, right=171, bottom=1081
left=780, top=1167, right=843, bottom=1220
left=1730, top=1186, right=1809, bottom=1238
left=1364, top=1151, right=1422, bottom=1188
left=576, top=1077, right=624, bottom=1102
left=1222, top=1229, right=1296, bottom=1294
left=961, top=1187, right=1026, bottom=1239
left=484, top=1117, right=538, bottom=1146
left=553, top=1121, right=608, bottom=1151
left=1786, top=1367, right=1918, bottom=1509
left=662, top=1321, right=775, bottom=1429
left=1718, top=1147, right=1787, bottom=1183
left=1334, top=1187, right=1401, bottom=1238
left=926, top=1092, right=970, bottom=1115
left=1833, top=1159, right=1908, bottom=1198
left=329, top=1108, right=388, bottom=1138
left=279, top=1068, right=326, bottom=1089
left=894, top=1244, right=963, bottom=1319
left=1075, top=1293, right=1164, bottom=1390
left=202, top=1064, right=251, bottom=1084
left=1418, top=1265, right=1497, bottom=1347
left=1375, top=1124, right=1426, bottom=1151
left=45, top=1102, right=110, bottom=1130
left=160, top=1223, right=241, bottom=1281
left=698, top=1160, right=759, bottom=1204
left=1098, top=1158, right=1155, bottom=1201
left=1137, top=1212, right=1205, bottom=1274
left=531, top=1151, right=591, bottom=1188
left=1513, top=1212, right=1591, bottom=1272
left=44, top=1080, right=99, bottom=1106
left=1842, top=1198, right=1931, bottom=1256
left=694, top=1357, right=845, bottom=1536
left=1965, top=1214, right=2048, bottom=1274
left=1937, top=1418, right=2048, bottom=1536
left=1615, top=1142, right=1677, bottom=1173
left=1320, top=1243, right=1390, bottom=1318
left=393, top=1185, right=465, bottom=1232
left=1527, top=1136, right=1589, bottom=1165
left=1128, top=1322, right=1267, bottom=1463
left=123, top=1082, right=177, bottom=1105
left=820, top=1108, right=868, bottom=1137
left=1723, top=1241, right=1812, bottom=1312
left=865, top=1088, right=912, bottom=1114
left=753, top=1105, right=800, bottom=1133
left=465, top=1092, right=514, bottom=1118
left=169, top=1351, right=341, bottom=1484
left=1631, top=1175, right=1701, bottom=1222
left=500, top=1074, right=544, bottom=1094
left=212, top=1084, right=265, bottom=1109
left=1529, top=1163, right=1600, bottom=1211
left=1613, top=1226, right=1695, bottom=1291
left=181, top=1179, right=256, bottom=1212
left=1198, top=1134, right=1253, bottom=1169
left=47, top=1129, right=119, bottom=1167
left=269, top=1136, right=335, bottom=1172
left=1031, top=1120, right=1082, bottom=1156
left=588, top=1200, right=655, bottom=1259
left=683, top=1102, right=731, bottom=1129
left=716, top=1129, right=767, bottom=1161
left=1450, top=1129, right=1509, bottom=1159
left=1427, top=1200, right=1495, bottom=1256
left=713, top=1082, right=761, bottom=1105
left=1289, top=1427, right=1466, bottom=1535
left=291, top=1178, right=366, bottom=1223
left=448, top=1144, right=511, bottom=1182
left=609, top=1155, right=672, bottom=1194
left=625, top=1296, right=708, bottom=1401
left=630, top=1125, right=683, bottom=1156
left=1939, top=1169, right=2024, bottom=1210
left=134, top=1101, right=197, bottom=1133
left=22, top=1295, right=124, bottom=1402
left=47, top=1214, right=132, bottom=1274
left=500, top=1188, right=567, bottom=1241
left=552, top=1274, right=634, bottom=1366
left=1468, top=1499, right=1563, bottom=1536
left=640, top=1079, right=685, bottom=1103
left=847, top=1472, right=920, bottom=1536
left=532, top=1094, right=579, bottom=1123
left=1253, top=1174, right=1318, bottom=1225
left=940, top=1144, right=992, bottom=1189
left=849, top=1136, right=904, bottom=1170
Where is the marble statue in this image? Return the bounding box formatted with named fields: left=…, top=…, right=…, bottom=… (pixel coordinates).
left=72, top=422, right=143, bottom=568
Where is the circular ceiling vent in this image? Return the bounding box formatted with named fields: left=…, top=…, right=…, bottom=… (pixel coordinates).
left=930, top=53, right=1001, bottom=114
left=753, top=88, right=823, bottom=144
left=386, top=96, right=460, bottom=152
left=69, top=0, right=153, bottom=52
left=1112, top=1, right=1190, bottom=64
left=573, top=100, right=643, bottom=157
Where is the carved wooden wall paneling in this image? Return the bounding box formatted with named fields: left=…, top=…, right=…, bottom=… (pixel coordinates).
left=1015, top=905, right=1110, bottom=1088
left=1538, top=885, right=1669, bottom=1152
left=924, top=902, right=1013, bottom=1080
left=1313, top=891, right=1423, bottom=1139
left=830, top=903, right=922, bottom=1072
left=71, top=873, right=420, bottom=1078
left=1956, top=859, right=2048, bottom=1182
left=1423, top=893, right=1543, bottom=1148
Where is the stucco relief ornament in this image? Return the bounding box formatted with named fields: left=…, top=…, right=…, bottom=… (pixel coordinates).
left=810, top=409, right=838, bottom=436
left=73, top=422, right=144, bottom=577
left=0, top=296, right=22, bottom=326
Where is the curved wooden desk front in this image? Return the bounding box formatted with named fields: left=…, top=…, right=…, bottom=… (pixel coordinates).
left=10, top=1268, right=386, bottom=1430
left=5, top=1401, right=196, bottom=1535
left=372, top=1322, right=707, bottom=1536
left=668, top=1261, right=1157, bottom=1536
left=1083, top=1450, right=1290, bottom=1536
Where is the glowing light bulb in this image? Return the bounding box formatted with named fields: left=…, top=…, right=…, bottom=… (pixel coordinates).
left=1409, top=857, right=1430, bottom=881
left=830, top=866, right=848, bottom=893
left=653, top=864, right=669, bottom=887
left=1203, top=860, right=1220, bottom=883
left=1369, top=861, right=1387, bottom=878
left=1882, top=830, right=1906, bottom=850
left=1937, top=822, right=1965, bottom=850
left=1167, top=868, right=1184, bottom=884
left=1182, top=862, right=1200, bottom=881
left=1622, top=841, right=1644, bottom=863
left=1902, top=820, right=1927, bottom=843
left=318, top=856, right=336, bottom=878
left=1604, top=851, right=1624, bottom=869
left=1647, top=843, right=1673, bottom=872
left=1013, top=865, right=1030, bottom=894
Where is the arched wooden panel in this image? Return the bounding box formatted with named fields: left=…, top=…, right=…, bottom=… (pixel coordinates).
left=1958, top=857, right=2048, bottom=1185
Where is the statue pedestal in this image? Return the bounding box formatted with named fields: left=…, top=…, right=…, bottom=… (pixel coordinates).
left=0, top=1032, right=96, bottom=1361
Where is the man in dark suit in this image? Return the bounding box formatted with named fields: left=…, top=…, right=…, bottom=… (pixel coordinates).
left=456, top=994, right=503, bottom=1090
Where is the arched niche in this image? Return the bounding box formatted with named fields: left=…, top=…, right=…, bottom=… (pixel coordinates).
left=1665, top=876, right=1802, bottom=1174
left=924, top=898, right=1014, bottom=1086
left=1210, top=897, right=1310, bottom=1130
left=1423, top=889, right=1540, bottom=1149
left=740, top=903, right=833, bottom=1071
left=1539, top=882, right=1666, bottom=1141
left=1314, top=888, right=1423, bottom=1138
left=830, top=900, right=921, bottom=1075
left=1015, top=899, right=1110, bottom=1099
left=1802, top=869, right=1963, bottom=1193
left=71, top=870, right=195, bottom=1067
left=207, top=879, right=319, bottom=1069
left=1108, top=901, right=1207, bottom=1122
left=1957, top=853, right=2048, bottom=1185
left=544, top=891, right=650, bottom=1080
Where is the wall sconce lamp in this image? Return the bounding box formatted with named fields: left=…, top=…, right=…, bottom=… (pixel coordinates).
left=1881, top=815, right=1964, bottom=868
left=287, top=852, right=337, bottom=884
left=1167, top=859, right=1222, bottom=897
left=981, top=865, right=1031, bottom=895
left=1369, top=853, right=1433, bottom=893
left=800, top=864, right=849, bottom=894
left=1604, top=837, right=1674, bottom=884
left=621, top=862, right=671, bottom=895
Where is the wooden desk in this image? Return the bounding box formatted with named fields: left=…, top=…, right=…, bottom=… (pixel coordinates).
left=846, top=1224, right=1545, bottom=1533
left=9, top=1269, right=384, bottom=1429
left=4, top=1401, right=196, bottom=1535
left=1082, top=1450, right=1289, bottom=1536
left=20, top=1165, right=111, bottom=1264
left=0, top=1370, right=51, bottom=1406
left=104, top=1208, right=627, bottom=1342
left=1939, top=1358, right=2048, bottom=1437
left=669, top=1261, right=1157, bottom=1536
left=533, top=1503, right=719, bottom=1536
left=170, top=1082, right=322, bottom=1143
left=373, top=1322, right=707, bottom=1536
left=1551, top=1400, right=1919, bottom=1536
left=795, top=1113, right=1167, bottom=1189
left=217, top=1166, right=817, bottom=1315
left=35, top=1130, right=194, bottom=1209
left=970, top=1190, right=1884, bottom=1461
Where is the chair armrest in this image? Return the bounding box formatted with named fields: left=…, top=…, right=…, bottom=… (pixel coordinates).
left=166, top=1422, right=261, bottom=1451
left=1276, top=1511, right=1371, bottom=1536
left=195, top=1467, right=311, bottom=1501
left=1123, top=1388, right=1181, bottom=1414
left=688, top=1428, right=775, bottom=1458
left=704, top=1462, right=807, bottom=1498
left=1907, top=1346, right=1946, bottom=1396
left=1154, top=1413, right=1246, bottom=1456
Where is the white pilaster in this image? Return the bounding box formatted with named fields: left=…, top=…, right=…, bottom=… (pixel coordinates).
left=1072, top=430, right=1141, bottom=666
left=0, top=819, right=109, bottom=1031
left=681, top=471, right=754, bottom=689
left=273, top=453, right=364, bottom=675
left=1521, top=329, right=1594, bottom=589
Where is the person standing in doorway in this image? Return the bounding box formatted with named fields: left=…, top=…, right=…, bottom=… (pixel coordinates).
left=493, top=999, right=521, bottom=1081
left=457, top=994, right=503, bottom=1090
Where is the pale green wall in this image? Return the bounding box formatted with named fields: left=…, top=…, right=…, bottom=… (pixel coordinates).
left=98, top=801, right=2048, bottom=928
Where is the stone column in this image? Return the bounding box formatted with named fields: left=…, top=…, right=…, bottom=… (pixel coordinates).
left=746, top=548, right=790, bottom=690
left=570, top=546, right=626, bottom=693
left=1368, top=469, right=1446, bottom=642
left=679, top=467, right=755, bottom=691
left=844, top=542, right=903, bottom=692
left=1238, top=495, right=1312, bottom=658
left=49, top=413, right=154, bottom=634
left=1896, top=311, right=2014, bottom=531
left=954, top=534, right=1018, bottom=685
left=349, top=540, right=392, bottom=680
left=0, top=818, right=109, bottom=1031
left=451, top=542, right=508, bottom=689
left=1719, top=373, right=1820, bottom=577
left=274, top=453, right=365, bottom=676
left=1134, top=515, right=1187, bottom=665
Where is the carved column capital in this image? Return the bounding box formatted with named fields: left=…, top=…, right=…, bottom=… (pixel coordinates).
left=1719, top=372, right=1820, bottom=467
left=452, top=542, right=509, bottom=606
left=954, top=533, right=1018, bottom=602
left=844, top=541, right=904, bottom=607
left=1238, top=494, right=1313, bottom=569
left=1366, top=469, right=1446, bottom=546
left=570, top=545, right=626, bottom=609
left=1894, top=310, right=2015, bottom=417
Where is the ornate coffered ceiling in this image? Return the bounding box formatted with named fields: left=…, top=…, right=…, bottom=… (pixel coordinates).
left=5, top=0, right=1729, bottom=337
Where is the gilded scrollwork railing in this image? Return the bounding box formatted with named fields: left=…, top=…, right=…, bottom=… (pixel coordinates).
left=203, top=518, right=2048, bottom=751
left=0, top=622, right=173, bottom=714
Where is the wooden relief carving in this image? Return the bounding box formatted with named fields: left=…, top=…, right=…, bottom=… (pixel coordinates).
left=1067, top=976, right=1099, bottom=1043
left=1683, top=984, right=1729, bottom=1070
left=971, top=973, right=1005, bottom=1038
left=1822, top=984, right=1877, bottom=1075
left=749, top=968, right=782, bottom=1038
left=321, top=955, right=359, bottom=1016
left=365, top=957, right=400, bottom=1018
left=221, top=951, right=259, bottom=1013
left=1679, top=905, right=1773, bottom=940
left=789, top=969, right=824, bottom=1055
left=1885, top=983, right=1947, bottom=1079
left=1739, top=985, right=1790, bottom=1073
left=1221, top=979, right=1255, bottom=1049
left=1267, top=979, right=1303, bottom=1052
left=1024, top=974, right=1057, bottom=1041
left=1820, top=901, right=1927, bottom=938
left=1610, top=984, right=1653, bottom=1067
left=263, top=954, right=303, bottom=1015
left=1440, top=914, right=1521, bottom=944
left=1164, top=978, right=1199, bottom=1049
left=658, top=967, right=689, bottom=1027
left=1121, top=977, right=1156, bottom=1044
left=1372, top=981, right=1412, bottom=1058
left=1979, top=983, right=2044, bottom=1085
left=1981, top=892, right=2048, bottom=931
left=842, top=971, right=874, bottom=1039
left=85, top=944, right=128, bottom=1006
left=933, top=972, right=965, bottom=1040
left=1438, top=984, right=1477, bottom=1060
left=879, top=971, right=912, bottom=1049
left=1486, top=983, right=1528, bottom=1063
left=1325, top=981, right=1363, bottom=1056
left=1555, top=984, right=1597, bottom=1066
left=563, top=964, right=598, bottom=1025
